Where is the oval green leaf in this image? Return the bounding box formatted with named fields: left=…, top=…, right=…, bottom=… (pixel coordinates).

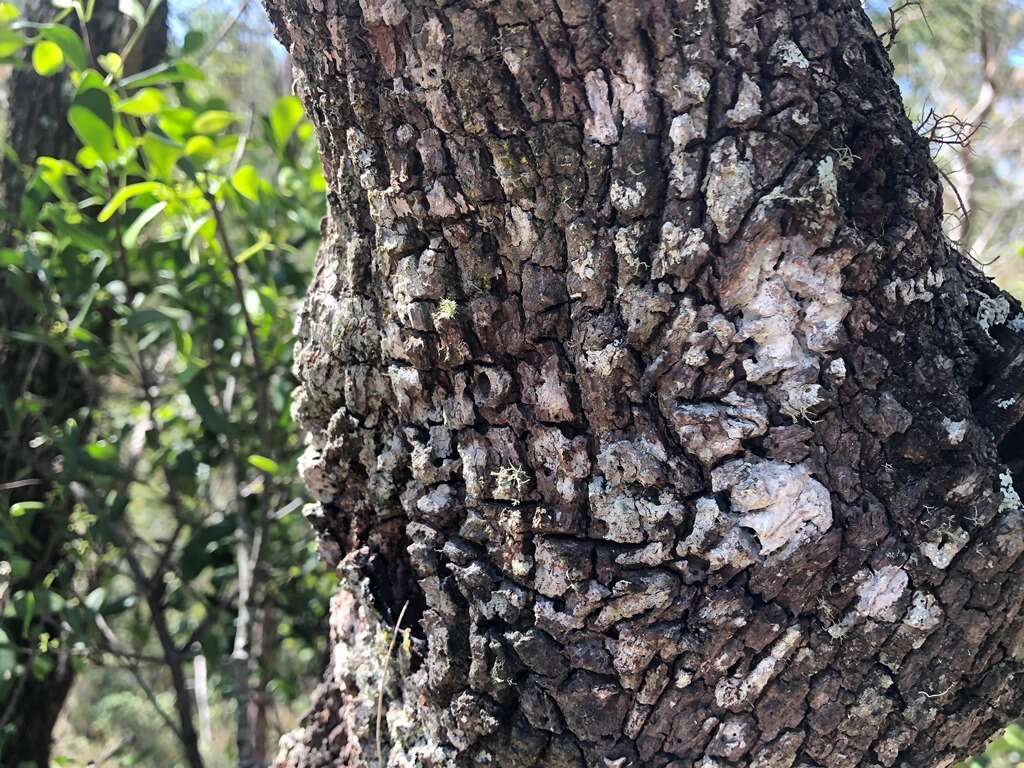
left=31, top=40, right=64, bottom=76
left=247, top=455, right=280, bottom=475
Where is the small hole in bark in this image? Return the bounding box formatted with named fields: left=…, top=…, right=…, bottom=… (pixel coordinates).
left=997, top=418, right=1024, bottom=499
left=475, top=372, right=491, bottom=399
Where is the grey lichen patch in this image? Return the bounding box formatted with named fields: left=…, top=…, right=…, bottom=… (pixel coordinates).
left=584, top=69, right=619, bottom=145
left=588, top=477, right=685, bottom=544
left=816, top=156, right=839, bottom=202
left=652, top=223, right=710, bottom=284
left=724, top=74, right=762, bottom=128
left=667, top=114, right=706, bottom=200
left=771, top=38, right=810, bottom=71
left=705, top=138, right=757, bottom=242
left=883, top=268, right=945, bottom=305
left=855, top=565, right=909, bottom=622
left=904, top=591, right=943, bottom=634
left=711, top=459, right=833, bottom=558
left=714, top=625, right=803, bottom=711
left=677, top=496, right=759, bottom=571
left=671, top=392, right=769, bottom=467
left=998, top=470, right=1022, bottom=512
left=532, top=537, right=592, bottom=598
left=919, top=524, right=969, bottom=569
left=941, top=417, right=968, bottom=446
left=977, top=294, right=1011, bottom=336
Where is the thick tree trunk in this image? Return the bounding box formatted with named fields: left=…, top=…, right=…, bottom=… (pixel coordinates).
left=264, top=1, right=1024, bottom=766
left=0, top=3, right=166, bottom=765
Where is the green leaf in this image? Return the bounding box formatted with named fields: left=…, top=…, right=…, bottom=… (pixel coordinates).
left=183, top=213, right=215, bottom=250
left=0, top=628, right=16, bottom=677
left=83, top=587, right=106, bottom=612
left=193, top=110, right=237, bottom=134
left=68, top=88, right=116, bottom=164
left=0, top=3, right=20, bottom=22
left=123, top=306, right=185, bottom=331
left=122, top=200, right=167, bottom=249
left=270, top=96, right=305, bottom=150
left=118, top=0, right=145, bottom=25
left=97, top=51, right=122, bottom=77
left=184, top=135, right=215, bottom=164
left=31, top=40, right=64, bottom=76
left=28, top=23, right=87, bottom=71
left=247, top=454, right=280, bottom=475
left=9, top=501, right=44, bottom=518
left=231, top=165, right=261, bottom=202
left=21, top=590, right=34, bottom=636
left=184, top=378, right=237, bottom=437
left=116, top=87, right=164, bottom=117
left=97, top=181, right=165, bottom=223
left=0, top=28, right=25, bottom=58
left=181, top=29, right=205, bottom=55
left=84, top=441, right=117, bottom=461
left=142, top=132, right=182, bottom=180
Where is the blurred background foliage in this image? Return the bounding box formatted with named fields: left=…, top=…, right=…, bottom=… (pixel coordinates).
left=0, top=0, right=1022, bottom=767
left=0, top=0, right=332, bottom=765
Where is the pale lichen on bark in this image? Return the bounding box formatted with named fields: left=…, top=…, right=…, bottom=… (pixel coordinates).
left=263, top=0, right=1024, bottom=766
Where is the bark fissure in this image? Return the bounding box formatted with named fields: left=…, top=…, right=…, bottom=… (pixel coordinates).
left=266, top=1, right=1024, bottom=767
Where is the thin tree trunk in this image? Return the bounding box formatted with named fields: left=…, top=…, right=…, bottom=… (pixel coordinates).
left=0, top=2, right=167, bottom=765
left=265, top=1, right=1024, bottom=766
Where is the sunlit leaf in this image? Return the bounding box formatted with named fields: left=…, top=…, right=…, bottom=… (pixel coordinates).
left=32, top=40, right=64, bottom=76
left=97, top=51, right=123, bottom=77
left=116, top=87, right=164, bottom=117
left=20, top=22, right=87, bottom=71
left=84, top=442, right=117, bottom=461
left=121, top=60, right=204, bottom=90
left=193, top=110, right=237, bottom=134
left=184, top=135, right=215, bottom=164
left=122, top=200, right=167, bottom=249
left=117, top=0, right=145, bottom=25
left=247, top=454, right=280, bottom=475
left=97, top=181, right=167, bottom=223
left=231, top=165, right=261, bottom=202
left=269, top=96, right=305, bottom=150
left=9, top=501, right=44, bottom=518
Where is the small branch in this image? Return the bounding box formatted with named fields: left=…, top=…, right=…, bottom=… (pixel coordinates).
left=93, top=614, right=185, bottom=740
left=0, top=478, right=42, bottom=491
left=376, top=602, right=409, bottom=765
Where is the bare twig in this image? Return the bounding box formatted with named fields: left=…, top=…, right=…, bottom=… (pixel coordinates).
left=376, top=602, right=410, bottom=765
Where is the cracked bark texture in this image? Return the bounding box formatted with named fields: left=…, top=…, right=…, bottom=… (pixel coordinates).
left=263, top=1, right=1024, bottom=766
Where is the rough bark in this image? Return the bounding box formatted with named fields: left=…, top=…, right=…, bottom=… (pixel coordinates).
left=0, top=3, right=166, bottom=765
left=264, top=1, right=1024, bottom=767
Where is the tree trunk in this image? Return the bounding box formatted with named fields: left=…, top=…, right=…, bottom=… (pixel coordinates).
left=263, top=1, right=1024, bottom=766
left=0, top=3, right=166, bottom=765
